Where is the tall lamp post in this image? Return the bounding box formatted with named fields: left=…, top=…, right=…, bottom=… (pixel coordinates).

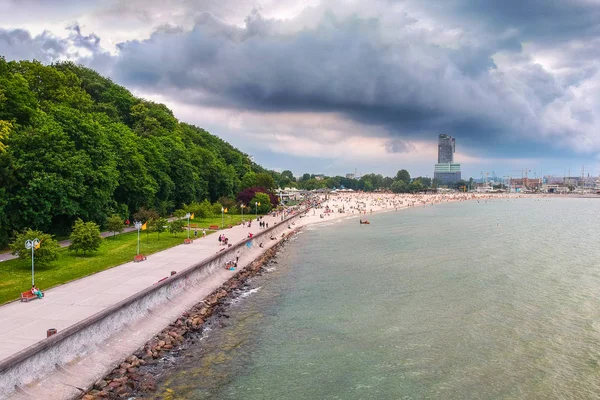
left=255, top=201, right=258, bottom=219
left=241, top=204, right=245, bottom=223
left=134, top=221, right=142, bottom=255
left=25, top=238, right=40, bottom=286
left=221, top=207, right=225, bottom=228
left=185, top=213, right=191, bottom=239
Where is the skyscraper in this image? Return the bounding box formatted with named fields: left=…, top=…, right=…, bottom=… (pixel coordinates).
left=437, top=134, right=455, bottom=163
left=434, top=134, right=461, bottom=185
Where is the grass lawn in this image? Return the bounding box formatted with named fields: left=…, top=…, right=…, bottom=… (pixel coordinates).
left=0, top=230, right=199, bottom=305
left=189, top=213, right=263, bottom=229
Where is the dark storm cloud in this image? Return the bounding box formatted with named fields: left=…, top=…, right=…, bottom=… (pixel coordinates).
left=2, top=0, right=599, bottom=159
left=112, top=11, right=536, bottom=150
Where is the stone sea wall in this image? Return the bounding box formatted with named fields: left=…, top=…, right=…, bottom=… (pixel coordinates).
left=0, top=210, right=307, bottom=399
left=80, top=237, right=290, bottom=399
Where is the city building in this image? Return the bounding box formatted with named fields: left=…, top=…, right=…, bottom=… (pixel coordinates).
left=434, top=134, right=461, bottom=185
left=345, top=173, right=355, bottom=179
left=437, top=134, right=455, bottom=163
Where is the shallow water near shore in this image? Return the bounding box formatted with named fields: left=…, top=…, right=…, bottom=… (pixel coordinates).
left=154, top=197, right=600, bottom=399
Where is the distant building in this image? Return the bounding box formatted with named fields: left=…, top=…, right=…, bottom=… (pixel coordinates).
left=437, top=134, right=455, bottom=163
left=346, top=173, right=355, bottom=179
left=510, top=177, right=542, bottom=190
left=434, top=134, right=461, bottom=185
left=314, top=174, right=325, bottom=181
left=434, top=163, right=462, bottom=185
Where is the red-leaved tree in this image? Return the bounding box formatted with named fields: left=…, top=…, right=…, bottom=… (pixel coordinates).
left=237, top=187, right=279, bottom=207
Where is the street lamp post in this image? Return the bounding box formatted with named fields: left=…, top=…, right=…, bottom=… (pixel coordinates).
left=25, top=238, right=40, bottom=286
left=221, top=207, right=224, bottom=229
left=241, top=204, right=244, bottom=223
left=255, top=201, right=258, bottom=219
left=134, top=222, right=142, bottom=255
left=185, top=213, right=191, bottom=239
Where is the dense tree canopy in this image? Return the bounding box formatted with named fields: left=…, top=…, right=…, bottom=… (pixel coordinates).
left=0, top=58, right=268, bottom=246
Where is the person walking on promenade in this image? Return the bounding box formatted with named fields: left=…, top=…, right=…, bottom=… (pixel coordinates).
left=202, top=229, right=206, bottom=238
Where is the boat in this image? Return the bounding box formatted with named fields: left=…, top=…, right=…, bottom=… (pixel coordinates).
left=359, top=220, right=370, bottom=225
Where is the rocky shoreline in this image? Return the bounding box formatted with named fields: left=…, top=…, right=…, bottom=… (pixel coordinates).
left=80, top=231, right=296, bottom=400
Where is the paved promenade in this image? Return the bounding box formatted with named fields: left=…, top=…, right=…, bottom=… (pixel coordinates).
left=0, top=211, right=292, bottom=363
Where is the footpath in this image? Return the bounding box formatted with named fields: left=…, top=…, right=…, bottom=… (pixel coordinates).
left=0, top=211, right=291, bottom=364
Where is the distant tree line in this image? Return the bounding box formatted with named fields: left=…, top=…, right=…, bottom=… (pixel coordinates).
left=273, top=169, right=473, bottom=193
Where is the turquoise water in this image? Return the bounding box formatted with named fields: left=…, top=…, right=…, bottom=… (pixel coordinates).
left=156, top=198, right=600, bottom=399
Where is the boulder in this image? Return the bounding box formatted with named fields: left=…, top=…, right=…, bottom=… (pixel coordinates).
left=93, top=380, right=108, bottom=390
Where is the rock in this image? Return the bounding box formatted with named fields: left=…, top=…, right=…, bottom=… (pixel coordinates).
left=163, top=344, right=173, bottom=350
left=131, top=358, right=140, bottom=367
left=82, top=395, right=97, bottom=400
left=158, top=340, right=166, bottom=347
left=168, top=331, right=179, bottom=338
left=119, top=362, right=131, bottom=370
left=140, top=376, right=156, bottom=392
left=116, top=386, right=130, bottom=397
left=107, top=381, right=122, bottom=390
left=127, top=367, right=138, bottom=373
left=93, top=380, right=108, bottom=390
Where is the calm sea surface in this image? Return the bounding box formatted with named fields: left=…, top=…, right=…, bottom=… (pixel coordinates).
left=155, top=198, right=600, bottom=399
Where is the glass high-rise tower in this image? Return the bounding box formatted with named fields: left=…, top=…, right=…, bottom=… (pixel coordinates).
left=434, top=134, right=461, bottom=185
left=437, top=134, right=455, bottom=163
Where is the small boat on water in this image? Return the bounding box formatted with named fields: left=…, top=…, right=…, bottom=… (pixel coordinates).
left=359, top=219, right=370, bottom=225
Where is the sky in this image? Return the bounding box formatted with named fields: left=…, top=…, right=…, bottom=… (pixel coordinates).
left=1, top=0, right=600, bottom=179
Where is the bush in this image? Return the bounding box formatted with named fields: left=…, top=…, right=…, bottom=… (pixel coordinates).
left=184, top=199, right=213, bottom=218
left=169, top=219, right=186, bottom=235
left=106, top=214, right=124, bottom=237
left=9, top=229, right=60, bottom=266
left=148, top=217, right=168, bottom=239
left=69, top=219, right=102, bottom=255
left=250, top=192, right=272, bottom=214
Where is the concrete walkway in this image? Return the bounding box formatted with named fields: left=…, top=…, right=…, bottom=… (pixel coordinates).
left=0, top=211, right=295, bottom=363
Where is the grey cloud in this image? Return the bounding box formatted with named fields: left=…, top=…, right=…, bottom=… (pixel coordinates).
left=111, top=10, right=542, bottom=152
left=0, top=29, right=67, bottom=63
left=2, top=0, right=599, bottom=159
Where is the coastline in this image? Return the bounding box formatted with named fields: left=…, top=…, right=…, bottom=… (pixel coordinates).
left=77, top=192, right=519, bottom=399
left=3, top=193, right=530, bottom=400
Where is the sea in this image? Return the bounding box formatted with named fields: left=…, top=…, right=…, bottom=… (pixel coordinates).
left=153, top=197, right=600, bottom=400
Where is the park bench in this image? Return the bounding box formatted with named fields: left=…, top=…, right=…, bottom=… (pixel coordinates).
left=21, top=290, right=43, bottom=302
left=208, top=225, right=219, bottom=230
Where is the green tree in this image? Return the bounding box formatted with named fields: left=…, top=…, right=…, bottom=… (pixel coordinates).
left=395, top=169, right=411, bottom=183
left=391, top=180, right=407, bottom=193
left=408, top=180, right=424, bottom=193
left=106, top=214, right=124, bottom=237
left=173, top=209, right=187, bottom=218
left=255, top=172, right=276, bottom=190
left=9, top=229, right=60, bottom=266
left=240, top=171, right=257, bottom=190
left=169, top=218, right=185, bottom=235
left=251, top=192, right=272, bottom=214
left=149, top=217, right=168, bottom=239
left=69, top=219, right=102, bottom=255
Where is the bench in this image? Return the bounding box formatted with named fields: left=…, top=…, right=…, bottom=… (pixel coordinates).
left=208, top=225, right=219, bottom=230
left=21, top=290, right=43, bottom=302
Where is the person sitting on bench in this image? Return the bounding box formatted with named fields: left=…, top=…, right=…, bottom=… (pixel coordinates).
left=31, top=285, right=43, bottom=299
